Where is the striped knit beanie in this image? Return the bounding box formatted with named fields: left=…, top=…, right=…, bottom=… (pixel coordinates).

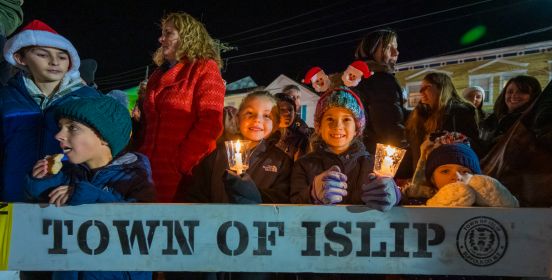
left=314, top=87, right=365, bottom=136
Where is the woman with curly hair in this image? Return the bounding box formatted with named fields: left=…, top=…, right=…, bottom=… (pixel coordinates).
left=137, top=12, right=225, bottom=203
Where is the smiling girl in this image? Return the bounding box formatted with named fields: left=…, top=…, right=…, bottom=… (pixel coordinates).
left=290, top=87, right=400, bottom=210
left=181, top=91, right=292, bottom=204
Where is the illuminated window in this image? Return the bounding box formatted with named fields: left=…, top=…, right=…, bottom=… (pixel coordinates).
left=405, top=82, right=422, bottom=109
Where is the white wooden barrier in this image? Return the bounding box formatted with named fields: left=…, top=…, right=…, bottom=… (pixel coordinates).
left=1, top=203, right=551, bottom=277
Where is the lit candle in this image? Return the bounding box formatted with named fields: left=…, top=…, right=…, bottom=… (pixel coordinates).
left=380, top=145, right=397, bottom=176
left=234, top=141, right=243, bottom=175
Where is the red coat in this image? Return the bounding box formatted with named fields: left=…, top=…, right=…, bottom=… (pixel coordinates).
left=138, top=59, right=225, bottom=202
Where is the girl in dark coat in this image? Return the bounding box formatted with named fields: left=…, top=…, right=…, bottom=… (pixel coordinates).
left=290, top=87, right=400, bottom=210
left=182, top=91, right=292, bottom=204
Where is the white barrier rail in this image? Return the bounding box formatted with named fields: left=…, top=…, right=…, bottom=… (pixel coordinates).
left=0, top=203, right=551, bottom=277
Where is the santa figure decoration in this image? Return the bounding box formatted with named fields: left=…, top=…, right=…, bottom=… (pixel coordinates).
left=303, top=66, right=331, bottom=93
left=341, top=60, right=371, bottom=87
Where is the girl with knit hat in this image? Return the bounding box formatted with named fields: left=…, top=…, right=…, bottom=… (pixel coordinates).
left=404, top=140, right=518, bottom=207
left=290, top=87, right=400, bottom=211
left=0, top=20, right=100, bottom=202
left=25, top=95, right=155, bottom=279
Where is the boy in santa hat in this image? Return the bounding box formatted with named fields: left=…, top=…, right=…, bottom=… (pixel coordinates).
left=0, top=20, right=100, bottom=202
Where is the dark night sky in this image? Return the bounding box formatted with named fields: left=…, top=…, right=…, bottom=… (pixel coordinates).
left=22, top=0, right=552, bottom=91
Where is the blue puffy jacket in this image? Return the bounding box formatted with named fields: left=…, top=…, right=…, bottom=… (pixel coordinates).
left=0, top=72, right=100, bottom=201
left=26, top=152, right=156, bottom=280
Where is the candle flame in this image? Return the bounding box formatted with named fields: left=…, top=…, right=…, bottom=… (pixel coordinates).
left=384, top=145, right=396, bottom=156
left=236, top=140, right=241, bottom=151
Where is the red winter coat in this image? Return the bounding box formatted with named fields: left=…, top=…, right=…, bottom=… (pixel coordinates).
left=138, top=59, right=225, bottom=202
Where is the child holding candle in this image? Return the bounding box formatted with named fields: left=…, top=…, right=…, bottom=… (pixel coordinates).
left=405, top=142, right=519, bottom=207
left=290, top=87, right=400, bottom=211
left=180, top=90, right=292, bottom=204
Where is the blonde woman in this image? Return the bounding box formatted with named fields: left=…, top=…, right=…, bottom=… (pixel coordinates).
left=406, top=73, right=479, bottom=169
left=137, top=12, right=225, bottom=203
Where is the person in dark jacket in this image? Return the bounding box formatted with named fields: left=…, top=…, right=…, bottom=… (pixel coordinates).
left=406, top=73, right=480, bottom=170
left=291, top=87, right=400, bottom=209
left=274, top=92, right=311, bottom=161
left=479, top=75, right=542, bottom=156
left=26, top=95, right=155, bottom=280
left=179, top=91, right=291, bottom=280
left=353, top=29, right=408, bottom=153
left=0, top=20, right=100, bottom=202
left=183, top=91, right=291, bottom=205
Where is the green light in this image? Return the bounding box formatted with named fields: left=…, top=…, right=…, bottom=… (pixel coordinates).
left=460, top=25, right=487, bottom=45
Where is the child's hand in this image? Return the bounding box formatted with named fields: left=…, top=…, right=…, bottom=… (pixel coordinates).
left=311, top=165, right=348, bottom=204
left=223, top=170, right=262, bottom=204
left=31, top=159, right=49, bottom=179
left=48, top=185, right=74, bottom=207
left=361, top=173, right=400, bottom=211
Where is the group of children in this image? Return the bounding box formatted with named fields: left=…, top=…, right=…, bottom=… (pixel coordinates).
left=0, top=18, right=520, bottom=279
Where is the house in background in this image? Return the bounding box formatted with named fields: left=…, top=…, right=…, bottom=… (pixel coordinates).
left=224, top=76, right=262, bottom=108
left=265, top=74, right=319, bottom=127
left=394, top=41, right=552, bottom=110
left=224, top=74, right=320, bottom=127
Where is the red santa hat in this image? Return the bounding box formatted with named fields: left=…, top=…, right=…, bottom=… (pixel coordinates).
left=348, top=61, right=371, bottom=78
left=3, top=20, right=81, bottom=79
left=302, top=66, right=323, bottom=84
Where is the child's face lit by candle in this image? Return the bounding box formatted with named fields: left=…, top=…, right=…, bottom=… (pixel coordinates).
left=319, top=107, right=357, bottom=155
left=431, top=164, right=473, bottom=189
left=238, top=96, right=276, bottom=143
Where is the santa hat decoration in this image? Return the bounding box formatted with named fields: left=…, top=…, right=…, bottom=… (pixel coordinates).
left=4, top=20, right=81, bottom=79
left=342, top=60, right=371, bottom=88
left=303, top=66, right=331, bottom=93
left=302, top=66, right=323, bottom=85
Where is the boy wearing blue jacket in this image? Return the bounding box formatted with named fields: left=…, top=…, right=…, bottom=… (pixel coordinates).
left=26, top=96, right=155, bottom=279
left=0, top=19, right=100, bottom=202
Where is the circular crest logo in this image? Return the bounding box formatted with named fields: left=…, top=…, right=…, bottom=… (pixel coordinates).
left=456, top=216, right=508, bottom=266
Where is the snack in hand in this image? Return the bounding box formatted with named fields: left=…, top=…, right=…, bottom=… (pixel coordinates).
left=47, top=154, right=64, bottom=175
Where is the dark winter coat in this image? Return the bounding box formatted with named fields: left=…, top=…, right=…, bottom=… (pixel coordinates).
left=182, top=139, right=292, bottom=203
left=354, top=62, right=407, bottom=153
left=275, top=118, right=313, bottom=160
left=479, top=111, right=521, bottom=156
left=25, top=152, right=155, bottom=280
left=290, top=140, right=374, bottom=204
left=409, top=100, right=480, bottom=168
left=481, top=81, right=552, bottom=207
left=0, top=72, right=100, bottom=202
left=26, top=152, right=156, bottom=204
